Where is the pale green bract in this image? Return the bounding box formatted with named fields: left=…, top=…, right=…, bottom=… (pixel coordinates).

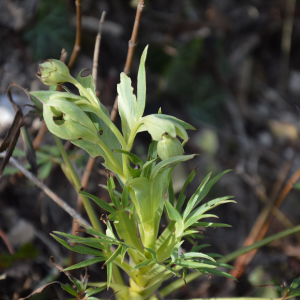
left=31, top=46, right=235, bottom=300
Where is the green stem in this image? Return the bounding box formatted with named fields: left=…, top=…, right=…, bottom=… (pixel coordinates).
left=54, top=135, right=102, bottom=232
left=126, top=120, right=142, bottom=151
left=96, top=138, right=124, bottom=176
left=69, top=77, right=127, bottom=149
left=159, top=224, right=300, bottom=297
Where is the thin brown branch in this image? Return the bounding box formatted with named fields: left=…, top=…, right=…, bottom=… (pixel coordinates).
left=0, top=152, right=90, bottom=228
left=110, top=0, right=145, bottom=122
left=92, top=12, right=106, bottom=87
left=231, top=166, right=300, bottom=278
left=68, top=0, right=82, bottom=69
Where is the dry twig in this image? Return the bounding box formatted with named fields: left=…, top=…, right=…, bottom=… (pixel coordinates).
left=231, top=165, right=300, bottom=278
left=68, top=0, right=82, bottom=69
left=0, top=152, right=90, bottom=228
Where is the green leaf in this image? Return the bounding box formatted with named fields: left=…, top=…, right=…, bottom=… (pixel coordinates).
left=197, top=267, right=237, bottom=281
left=185, top=197, right=235, bottom=228
left=117, top=73, right=139, bottom=141
left=168, top=177, right=175, bottom=206
left=86, top=286, right=106, bottom=297
left=121, top=185, right=129, bottom=209
left=289, top=277, right=300, bottom=292
left=183, top=173, right=211, bottom=220
left=104, top=245, right=122, bottom=266
left=176, top=168, right=197, bottom=211
left=137, top=46, right=148, bottom=118
left=145, top=248, right=158, bottom=262
left=150, top=154, right=195, bottom=180
left=288, top=288, right=300, bottom=298
left=165, top=200, right=182, bottom=223
left=121, top=245, right=130, bottom=264
left=165, top=200, right=184, bottom=238
left=130, top=259, right=154, bottom=272
left=193, top=170, right=231, bottom=209
left=51, top=234, right=105, bottom=256
left=38, top=161, right=53, bottom=179
left=63, top=257, right=106, bottom=271
left=178, top=252, right=215, bottom=262
left=70, top=237, right=119, bottom=246
left=195, top=259, right=236, bottom=270
left=193, top=222, right=232, bottom=228
left=113, top=149, right=144, bottom=168
left=175, top=260, right=216, bottom=269
left=79, top=191, right=116, bottom=214
left=191, top=244, right=211, bottom=252
left=141, top=115, right=176, bottom=141
left=107, top=177, right=120, bottom=210
left=107, top=262, right=112, bottom=289
left=61, top=284, right=79, bottom=297
left=99, top=184, right=123, bottom=199
left=140, top=157, right=159, bottom=178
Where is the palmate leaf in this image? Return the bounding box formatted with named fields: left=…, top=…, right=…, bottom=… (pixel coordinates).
left=64, top=257, right=107, bottom=271
left=51, top=234, right=105, bottom=256
left=191, top=244, right=211, bottom=252
left=165, top=200, right=184, bottom=237
left=168, top=177, right=175, bottom=206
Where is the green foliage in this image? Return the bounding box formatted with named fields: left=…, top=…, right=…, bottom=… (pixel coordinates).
left=31, top=47, right=235, bottom=300
left=24, top=0, right=74, bottom=60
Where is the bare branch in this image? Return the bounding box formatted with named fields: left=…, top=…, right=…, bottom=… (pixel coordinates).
left=92, top=12, right=106, bottom=87
left=68, top=0, right=82, bottom=69
left=0, top=152, right=90, bottom=228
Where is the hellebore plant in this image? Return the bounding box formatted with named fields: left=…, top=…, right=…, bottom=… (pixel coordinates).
left=30, top=47, right=235, bottom=300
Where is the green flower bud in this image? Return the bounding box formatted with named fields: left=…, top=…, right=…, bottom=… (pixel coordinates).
left=43, top=98, right=100, bottom=143
left=37, top=59, right=71, bottom=86
left=157, top=134, right=184, bottom=160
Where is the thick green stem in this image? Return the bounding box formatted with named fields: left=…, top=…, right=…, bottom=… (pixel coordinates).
left=54, top=135, right=102, bottom=232
left=159, top=224, right=300, bottom=297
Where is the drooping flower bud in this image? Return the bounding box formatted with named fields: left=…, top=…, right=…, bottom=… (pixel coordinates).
left=37, top=59, right=71, bottom=86
left=157, top=134, right=184, bottom=160
left=43, top=98, right=100, bottom=143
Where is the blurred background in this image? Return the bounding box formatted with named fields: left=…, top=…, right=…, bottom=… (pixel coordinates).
left=1, top=0, right=300, bottom=299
